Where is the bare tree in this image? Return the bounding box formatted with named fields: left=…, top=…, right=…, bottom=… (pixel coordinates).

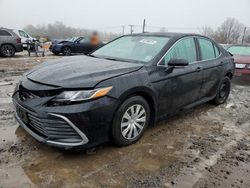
left=200, top=26, right=215, bottom=38
left=23, top=21, right=119, bottom=41
left=159, top=27, right=167, bottom=32
left=243, top=29, right=250, bottom=44
left=214, top=18, right=244, bottom=44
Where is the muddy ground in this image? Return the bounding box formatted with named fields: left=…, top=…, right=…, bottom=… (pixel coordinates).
left=0, top=53, right=249, bottom=188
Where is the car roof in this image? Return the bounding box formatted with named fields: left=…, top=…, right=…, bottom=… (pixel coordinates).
left=0, top=27, right=11, bottom=31
left=130, top=32, right=205, bottom=39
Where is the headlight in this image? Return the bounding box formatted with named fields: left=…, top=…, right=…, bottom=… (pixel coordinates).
left=51, top=86, right=113, bottom=103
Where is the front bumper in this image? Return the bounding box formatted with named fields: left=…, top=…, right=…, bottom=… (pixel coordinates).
left=235, top=68, right=250, bottom=76
left=50, top=44, right=62, bottom=53
left=13, top=100, right=89, bottom=149
left=13, top=92, right=119, bottom=150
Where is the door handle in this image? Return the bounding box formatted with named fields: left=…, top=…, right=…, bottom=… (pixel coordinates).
left=196, top=67, right=203, bottom=72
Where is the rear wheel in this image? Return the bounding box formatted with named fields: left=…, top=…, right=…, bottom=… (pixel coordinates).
left=62, top=47, right=71, bottom=56
left=112, top=96, right=150, bottom=146
left=213, top=77, right=231, bottom=105
left=0, top=44, right=15, bottom=57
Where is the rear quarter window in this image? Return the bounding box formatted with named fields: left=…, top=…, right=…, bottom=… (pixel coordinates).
left=0, top=30, right=11, bottom=36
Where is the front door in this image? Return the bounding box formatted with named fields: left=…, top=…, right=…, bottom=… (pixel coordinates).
left=74, top=37, right=91, bottom=53
left=154, top=37, right=203, bottom=117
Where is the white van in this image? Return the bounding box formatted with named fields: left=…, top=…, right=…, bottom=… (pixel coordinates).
left=12, top=29, right=34, bottom=49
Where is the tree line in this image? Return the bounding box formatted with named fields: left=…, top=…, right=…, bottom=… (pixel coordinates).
left=200, top=18, right=250, bottom=44
left=24, top=18, right=250, bottom=44
left=23, top=21, right=119, bottom=41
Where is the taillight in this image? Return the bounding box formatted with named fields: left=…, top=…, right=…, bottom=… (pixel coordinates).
left=16, top=37, right=21, bottom=43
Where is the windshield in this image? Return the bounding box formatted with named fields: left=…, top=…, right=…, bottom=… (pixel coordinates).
left=92, top=35, right=169, bottom=63
left=68, top=37, right=78, bottom=42
left=227, top=46, right=250, bottom=56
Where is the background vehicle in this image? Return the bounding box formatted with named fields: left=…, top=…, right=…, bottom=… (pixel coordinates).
left=0, top=27, right=23, bottom=57
left=49, top=36, right=102, bottom=55
left=13, top=33, right=234, bottom=150
left=227, top=44, right=250, bottom=77
left=12, top=29, right=34, bottom=50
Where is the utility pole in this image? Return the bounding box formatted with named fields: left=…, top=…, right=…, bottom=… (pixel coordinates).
left=142, top=19, right=146, bottom=33
left=129, top=25, right=134, bottom=34
left=242, top=27, right=247, bottom=44
left=122, top=25, right=125, bottom=35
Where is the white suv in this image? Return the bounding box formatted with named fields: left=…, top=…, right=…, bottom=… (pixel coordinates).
left=12, top=29, right=34, bottom=49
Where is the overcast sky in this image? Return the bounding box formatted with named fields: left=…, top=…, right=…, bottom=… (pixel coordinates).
left=0, top=0, right=250, bottom=34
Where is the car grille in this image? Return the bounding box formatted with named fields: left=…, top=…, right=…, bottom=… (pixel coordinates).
left=27, top=113, right=82, bottom=143
left=15, top=103, right=83, bottom=144
left=19, top=90, right=37, bottom=101
left=18, top=84, right=62, bottom=102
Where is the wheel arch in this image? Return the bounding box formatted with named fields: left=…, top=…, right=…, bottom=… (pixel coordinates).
left=116, top=87, right=157, bottom=127
left=62, top=45, right=71, bottom=50
left=225, top=72, right=233, bottom=79
left=0, top=43, right=15, bottom=50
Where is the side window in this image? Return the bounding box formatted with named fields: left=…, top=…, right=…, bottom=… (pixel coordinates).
left=0, top=30, right=11, bottom=36
left=18, top=30, right=29, bottom=38
left=163, top=38, right=197, bottom=65
left=79, top=38, right=90, bottom=44
left=198, top=38, right=216, bottom=60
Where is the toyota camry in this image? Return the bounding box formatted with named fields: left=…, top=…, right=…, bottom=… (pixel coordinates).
left=12, top=32, right=234, bottom=150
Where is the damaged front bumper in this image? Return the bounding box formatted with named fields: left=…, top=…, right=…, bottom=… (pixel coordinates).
left=13, top=100, right=89, bottom=150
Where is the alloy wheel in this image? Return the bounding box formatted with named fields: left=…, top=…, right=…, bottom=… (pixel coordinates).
left=1, top=45, right=14, bottom=57
left=63, top=47, right=71, bottom=56
left=219, top=81, right=229, bottom=100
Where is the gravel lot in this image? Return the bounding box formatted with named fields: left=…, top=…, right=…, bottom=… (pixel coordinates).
left=0, top=53, right=249, bottom=188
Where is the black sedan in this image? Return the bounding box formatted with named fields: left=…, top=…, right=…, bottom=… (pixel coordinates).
left=13, top=33, right=234, bottom=150
left=50, top=37, right=100, bottom=55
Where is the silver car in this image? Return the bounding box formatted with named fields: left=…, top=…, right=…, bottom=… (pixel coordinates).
left=0, top=27, right=23, bottom=57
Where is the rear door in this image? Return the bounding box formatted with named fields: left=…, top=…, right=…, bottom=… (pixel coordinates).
left=196, top=37, right=224, bottom=99
left=0, top=29, right=13, bottom=44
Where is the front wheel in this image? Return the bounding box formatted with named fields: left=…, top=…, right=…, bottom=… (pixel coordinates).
left=213, top=77, right=231, bottom=105
left=0, top=44, right=15, bottom=57
left=62, top=47, right=71, bottom=56
left=112, top=96, right=150, bottom=146
left=53, top=51, right=59, bottom=55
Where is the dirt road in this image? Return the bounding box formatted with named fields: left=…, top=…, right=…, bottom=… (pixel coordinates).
left=0, top=54, right=249, bottom=188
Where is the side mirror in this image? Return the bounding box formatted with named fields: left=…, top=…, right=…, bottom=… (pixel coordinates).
left=168, top=59, right=189, bottom=67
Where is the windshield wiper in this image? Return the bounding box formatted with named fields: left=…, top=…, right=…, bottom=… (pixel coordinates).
left=103, top=57, right=120, bottom=61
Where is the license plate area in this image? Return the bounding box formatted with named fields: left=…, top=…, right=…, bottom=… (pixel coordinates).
left=235, top=64, right=246, bottom=69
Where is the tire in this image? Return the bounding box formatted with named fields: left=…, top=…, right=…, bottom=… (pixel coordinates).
left=53, top=51, right=59, bottom=55
left=213, top=77, right=231, bottom=105
left=112, top=96, right=150, bottom=146
left=0, top=44, right=15, bottom=57
left=62, top=47, right=71, bottom=56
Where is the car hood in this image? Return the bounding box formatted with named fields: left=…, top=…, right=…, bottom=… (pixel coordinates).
left=234, top=55, right=250, bottom=64
left=25, top=55, right=143, bottom=88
